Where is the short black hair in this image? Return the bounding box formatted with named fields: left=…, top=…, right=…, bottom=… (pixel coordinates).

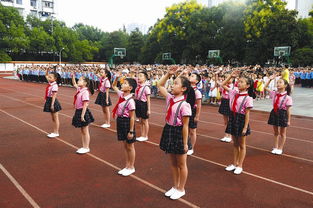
left=125, top=78, right=137, bottom=93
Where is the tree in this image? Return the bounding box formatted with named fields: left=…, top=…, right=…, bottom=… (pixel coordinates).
left=127, top=28, right=144, bottom=63
left=292, top=48, right=313, bottom=66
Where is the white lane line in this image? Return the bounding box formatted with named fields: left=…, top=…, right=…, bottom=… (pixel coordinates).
left=2, top=102, right=313, bottom=198
left=0, top=109, right=199, bottom=208
left=0, top=163, right=40, bottom=208
left=1, top=93, right=313, bottom=164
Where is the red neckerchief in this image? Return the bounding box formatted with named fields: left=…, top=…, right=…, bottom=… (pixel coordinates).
left=98, top=77, right=106, bottom=91
left=274, top=92, right=286, bottom=112
left=45, top=82, right=56, bottom=100
left=166, top=96, right=185, bottom=123
left=112, top=96, right=126, bottom=119
left=73, top=87, right=87, bottom=106
left=136, top=85, right=142, bottom=98
left=232, top=93, right=248, bottom=115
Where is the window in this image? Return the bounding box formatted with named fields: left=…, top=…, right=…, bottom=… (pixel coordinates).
left=16, top=0, right=22, bottom=4
left=1, top=0, right=14, bottom=3
left=43, top=1, right=53, bottom=8
left=30, top=0, right=36, bottom=7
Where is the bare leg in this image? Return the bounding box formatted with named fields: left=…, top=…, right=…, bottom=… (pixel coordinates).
left=273, top=126, right=279, bottom=149
left=125, top=143, right=135, bottom=169
left=278, top=127, right=287, bottom=151
left=223, top=115, right=230, bottom=138
left=105, top=106, right=110, bottom=125
left=189, top=128, right=196, bottom=150
left=233, top=136, right=240, bottom=166
left=176, top=154, right=188, bottom=191
left=80, top=126, right=90, bottom=149
left=142, top=119, right=149, bottom=138
left=237, top=136, right=247, bottom=168
left=51, top=112, right=59, bottom=134
left=169, top=154, right=179, bottom=189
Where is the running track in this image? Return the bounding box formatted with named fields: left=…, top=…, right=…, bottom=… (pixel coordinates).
left=0, top=77, right=313, bottom=208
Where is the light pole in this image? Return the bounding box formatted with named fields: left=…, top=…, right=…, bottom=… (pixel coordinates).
left=59, top=47, right=64, bottom=65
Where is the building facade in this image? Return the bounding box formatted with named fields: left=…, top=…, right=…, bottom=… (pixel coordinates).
left=0, top=0, right=57, bottom=19
left=283, top=0, right=313, bottom=18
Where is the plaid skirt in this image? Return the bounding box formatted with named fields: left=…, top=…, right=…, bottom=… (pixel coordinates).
left=135, top=100, right=149, bottom=119
left=116, top=117, right=136, bottom=144
left=225, top=111, right=251, bottom=137
left=160, top=124, right=192, bottom=154
left=268, top=109, right=288, bottom=127
left=189, top=108, right=197, bottom=129
left=218, top=98, right=230, bottom=116
left=43, top=97, right=62, bottom=113
left=72, top=109, right=95, bottom=128
left=95, top=91, right=112, bottom=106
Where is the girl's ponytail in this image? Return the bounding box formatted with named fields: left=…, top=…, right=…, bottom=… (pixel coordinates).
left=83, top=76, right=94, bottom=95
left=247, top=77, right=256, bottom=99
left=282, top=79, right=291, bottom=95
left=180, top=76, right=196, bottom=107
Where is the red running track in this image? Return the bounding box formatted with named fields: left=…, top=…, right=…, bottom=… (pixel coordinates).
left=0, top=78, right=313, bottom=208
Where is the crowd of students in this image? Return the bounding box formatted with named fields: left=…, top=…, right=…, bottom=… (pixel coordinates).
left=16, top=63, right=295, bottom=200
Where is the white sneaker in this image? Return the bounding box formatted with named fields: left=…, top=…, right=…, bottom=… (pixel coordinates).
left=187, top=149, right=194, bottom=155
left=224, top=137, right=232, bottom=143
left=135, top=119, right=140, bottom=122
left=47, top=133, right=59, bottom=138
left=76, top=148, right=90, bottom=154
left=234, top=167, right=243, bottom=175
left=122, top=168, right=135, bottom=176
left=225, top=164, right=236, bottom=171
left=220, top=137, right=227, bottom=142
left=165, top=187, right=176, bottom=197
left=136, top=137, right=148, bottom=142
left=275, top=149, right=283, bottom=155
left=101, top=124, right=111, bottom=128
left=271, top=148, right=278, bottom=154
left=170, top=190, right=185, bottom=200
left=118, top=168, right=127, bottom=175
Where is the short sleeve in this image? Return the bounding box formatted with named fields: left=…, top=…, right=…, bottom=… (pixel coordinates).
left=127, top=99, right=136, bottom=111
left=81, top=91, right=90, bottom=101
left=104, top=79, right=111, bottom=88
left=195, top=90, right=202, bottom=99
left=181, top=102, right=192, bottom=117
left=51, top=84, right=58, bottom=92
left=285, top=96, right=293, bottom=107
left=246, top=97, right=253, bottom=109
left=145, top=86, right=151, bottom=95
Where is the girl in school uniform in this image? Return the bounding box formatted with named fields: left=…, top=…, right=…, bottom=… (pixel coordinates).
left=217, top=73, right=233, bottom=143
left=264, top=76, right=292, bottom=155
left=135, top=71, right=151, bottom=142
left=157, top=66, right=195, bottom=200
left=187, top=73, right=202, bottom=156
left=95, top=69, right=112, bottom=128
left=112, top=76, right=137, bottom=177
left=43, top=69, right=62, bottom=138
left=222, top=71, right=256, bottom=175
left=72, top=74, right=95, bottom=154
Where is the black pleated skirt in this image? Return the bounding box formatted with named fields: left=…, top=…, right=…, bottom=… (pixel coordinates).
left=160, top=124, right=192, bottom=154
left=135, top=100, right=149, bottom=119
left=218, top=98, right=230, bottom=116
left=116, top=117, right=136, bottom=144
left=43, top=97, right=62, bottom=113
left=225, top=111, right=251, bottom=137
left=268, top=109, right=288, bottom=127
left=72, top=109, right=95, bottom=128
left=95, top=91, right=112, bottom=106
